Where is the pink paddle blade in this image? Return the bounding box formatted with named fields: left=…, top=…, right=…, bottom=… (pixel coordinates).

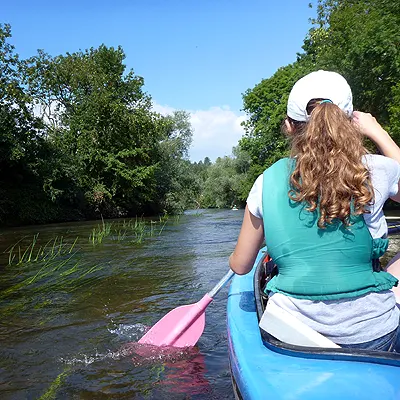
left=138, top=270, right=234, bottom=348
left=138, top=294, right=213, bottom=347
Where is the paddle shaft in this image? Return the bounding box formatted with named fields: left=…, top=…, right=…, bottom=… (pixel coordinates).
left=208, top=269, right=235, bottom=298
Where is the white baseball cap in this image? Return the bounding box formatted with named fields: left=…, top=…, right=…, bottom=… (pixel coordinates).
left=287, top=70, right=353, bottom=122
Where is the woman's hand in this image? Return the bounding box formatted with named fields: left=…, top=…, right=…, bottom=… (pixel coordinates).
left=352, top=111, right=387, bottom=141
left=353, top=111, right=400, bottom=164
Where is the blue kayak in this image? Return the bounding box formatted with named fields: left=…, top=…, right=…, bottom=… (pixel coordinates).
left=227, top=247, right=400, bottom=400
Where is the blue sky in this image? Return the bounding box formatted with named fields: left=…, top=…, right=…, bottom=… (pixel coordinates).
left=3, top=0, right=316, bottom=161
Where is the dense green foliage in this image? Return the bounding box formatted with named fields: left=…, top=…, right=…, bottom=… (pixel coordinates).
left=0, top=24, right=50, bottom=224
left=0, top=24, right=195, bottom=225
left=240, top=61, right=313, bottom=185
left=184, top=149, right=251, bottom=210
left=2, top=1, right=400, bottom=225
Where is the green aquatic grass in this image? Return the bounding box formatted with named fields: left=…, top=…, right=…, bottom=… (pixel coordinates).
left=5, top=235, right=79, bottom=266
left=157, top=217, right=168, bottom=235
left=122, top=217, right=146, bottom=243
left=1, top=214, right=173, bottom=318
left=89, top=215, right=113, bottom=245
left=0, top=255, right=103, bottom=300
left=38, top=366, right=72, bottom=400
left=1, top=235, right=104, bottom=316
left=89, top=215, right=171, bottom=246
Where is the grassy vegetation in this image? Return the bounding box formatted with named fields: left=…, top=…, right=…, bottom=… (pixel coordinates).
left=89, top=215, right=171, bottom=245
left=5, top=234, right=79, bottom=266
left=89, top=216, right=113, bottom=245
left=0, top=253, right=104, bottom=299
left=38, top=366, right=72, bottom=400
left=4, top=216, right=173, bottom=269
left=0, top=216, right=173, bottom=315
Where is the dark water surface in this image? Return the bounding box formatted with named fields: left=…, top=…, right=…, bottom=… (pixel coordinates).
left=0, top=209, right=243, bottom=399
left=1, top=210, right=399, bottom=400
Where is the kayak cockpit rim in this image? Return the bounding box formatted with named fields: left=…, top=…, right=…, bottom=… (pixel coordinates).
left=254, top=248, right=400, bottom=366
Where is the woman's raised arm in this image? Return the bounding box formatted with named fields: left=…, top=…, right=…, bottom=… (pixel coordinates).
left=353, top=111, right=400, bottom=202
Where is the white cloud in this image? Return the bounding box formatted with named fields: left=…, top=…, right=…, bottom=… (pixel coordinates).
left=153, top=103, right=176, bottom=116
left=153, top=102, right=246, bottom=162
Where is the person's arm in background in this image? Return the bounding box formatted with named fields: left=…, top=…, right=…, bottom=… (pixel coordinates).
left=353, top=111, right=400, bottom=202
left=229, top=206, right=264, bottom=275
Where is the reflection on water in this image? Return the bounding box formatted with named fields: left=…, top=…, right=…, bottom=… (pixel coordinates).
left=0, top=210, right=241, bottom=399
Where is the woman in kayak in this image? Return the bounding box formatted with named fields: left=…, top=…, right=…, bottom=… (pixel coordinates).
left=229, top=70, right=400, bottom=351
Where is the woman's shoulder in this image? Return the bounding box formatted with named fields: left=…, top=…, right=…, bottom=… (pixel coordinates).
left=363, top=154, right=400, bottom=192
left=363, top=153, right=400, bottom=171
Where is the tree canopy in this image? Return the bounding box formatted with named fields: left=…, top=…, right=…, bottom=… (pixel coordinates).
left=1, top=1, right=400, bottom=225
left=0, top=25, right=195, bottom=224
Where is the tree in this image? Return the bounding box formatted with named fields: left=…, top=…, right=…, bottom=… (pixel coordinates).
left=24, top=45, right=168, bottom=217
left=153, top=110, right=196, bottom=213
left=239, top=60, right=314, bottom=183
left=200, top=156, right=248, bottom=209
left=307, top=0, right=400, bottom=132
left=203, top=157, right=211, bottom=167
left=0, top=24, right=61, bottom=224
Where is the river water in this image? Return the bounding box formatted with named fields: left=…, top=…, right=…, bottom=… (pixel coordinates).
left=1, top=209, right=399, bottom=400
left=0, top=209, right=242, bottom=399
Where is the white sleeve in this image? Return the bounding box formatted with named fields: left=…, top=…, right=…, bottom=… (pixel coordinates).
left=387, top=158, right=400, bottom=197
left=364, top=154, right=400, bottom=198
left=362, top=154, right=400, bottom=238
left=246, top=174, right=264, bottom=219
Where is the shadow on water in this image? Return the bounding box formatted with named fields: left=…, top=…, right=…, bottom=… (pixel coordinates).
left=0, top=209, right=242, bottom=399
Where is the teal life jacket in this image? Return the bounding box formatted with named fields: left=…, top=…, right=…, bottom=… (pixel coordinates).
left=262, top=158, right=398, bottom=301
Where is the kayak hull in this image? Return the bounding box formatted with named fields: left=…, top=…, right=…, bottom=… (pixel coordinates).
left=227, top=248, right=400, bottom=400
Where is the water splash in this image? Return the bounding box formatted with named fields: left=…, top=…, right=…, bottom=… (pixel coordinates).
left=108, top=322, right=148, bottom=341
left=60, top=323, right=195, bottom=367
left=60, top=349, right=123, bottom=366
left=120, top=341, right=195, bottom=366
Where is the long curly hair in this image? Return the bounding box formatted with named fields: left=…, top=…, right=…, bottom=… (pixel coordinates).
left=287, top=100, right=374, bottom=229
